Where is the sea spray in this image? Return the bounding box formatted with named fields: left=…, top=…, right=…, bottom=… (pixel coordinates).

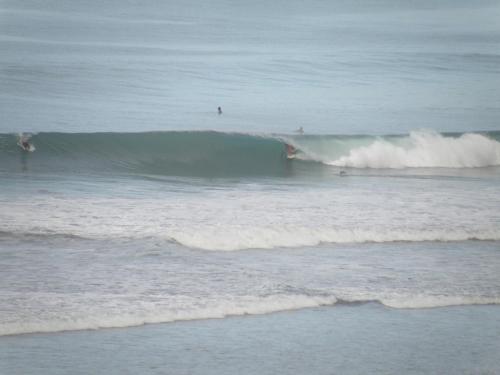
left=325, top=130, right=500, bottom=168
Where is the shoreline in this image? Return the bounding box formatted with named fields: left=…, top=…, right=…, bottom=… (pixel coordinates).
left=2, top=300, right=500, bottom=338
left=2, top=303, right=499, bottom=374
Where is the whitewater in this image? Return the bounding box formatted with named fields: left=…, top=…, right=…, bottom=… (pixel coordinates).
left=1, top=129, right=499, bottom=176
left=1, top=172, right=500, bottom=251
left=1, top=1, right=500, bottom=373
left=1, top=129, right=499, bottom=252
left=1, top=126, right=500, bottom=337
left=1, top=128, right=500, bottom=335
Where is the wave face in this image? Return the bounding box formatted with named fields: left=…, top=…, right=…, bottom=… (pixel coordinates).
left=0, top=131, right=288, bottom=177
left=1, top=130, right=499, bottom=177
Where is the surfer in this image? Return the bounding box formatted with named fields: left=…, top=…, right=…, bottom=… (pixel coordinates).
left=285, top=143, right=297, bottom=159
left=295, top=126, right=304, bottom=134
left=19, top=134, right=32, bottom=151
left=218, top=106, right=222, bottom=115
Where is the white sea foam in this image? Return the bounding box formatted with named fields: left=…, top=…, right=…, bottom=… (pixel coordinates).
left=2, top=292, right=499, bottom=336
left=170, top=227, right=500, bottom=251
left=325, top=130, right=500, bottom=169
left=2, top=227, right=499, bottom=251
left=1, top=174, right=499, bottom=251
left=380, top=295, right=500, bottom=309
left=0, top=294, right=337, bottom=336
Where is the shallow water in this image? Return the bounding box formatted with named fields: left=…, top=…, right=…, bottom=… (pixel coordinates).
left=1, top=229, right=500, bottom=335
left=1, top=304, right=500, bottom=375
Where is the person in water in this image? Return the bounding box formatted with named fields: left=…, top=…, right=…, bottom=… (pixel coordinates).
left=218, top=106, right=222, bottom=115
left=295, top=126, right=304, bottom=134
left=20, top=134, right=31, bottom=150
left=285, top=143, right=297, bottom=158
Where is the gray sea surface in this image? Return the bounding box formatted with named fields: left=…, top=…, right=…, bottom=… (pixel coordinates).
left=1, top=304, right=500, bottom=375
left=1, top=0, right=500, bottom=134
left=1, top=1, right=500, bottom=373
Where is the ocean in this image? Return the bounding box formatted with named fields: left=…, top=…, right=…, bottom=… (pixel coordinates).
left=1, top=1, right=500, bottom=374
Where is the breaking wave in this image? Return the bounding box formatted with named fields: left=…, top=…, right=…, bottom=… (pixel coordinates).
left=169, top=228, right=500, bottom=251
left=1, top=227, right=499, bottom=252
left=323, top=130, right=500, bottom=169
left=1, top=129, right=499, bottom=177
left=1, top=293, right=499, bottom=336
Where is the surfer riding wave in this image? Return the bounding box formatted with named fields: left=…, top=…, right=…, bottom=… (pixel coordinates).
left=18, top=133, right=35, bottom=152
left=285, top=143, right=297, bottom=159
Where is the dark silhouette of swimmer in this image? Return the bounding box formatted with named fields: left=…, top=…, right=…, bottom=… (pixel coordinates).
left=218, top=106, right=222, bottom=115
left=21, top=140, right=30, bottom=149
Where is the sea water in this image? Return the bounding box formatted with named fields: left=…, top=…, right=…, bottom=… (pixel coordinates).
left=1, top=0, right=500, bottom=374
left=2, top=305, right=500, bottom=375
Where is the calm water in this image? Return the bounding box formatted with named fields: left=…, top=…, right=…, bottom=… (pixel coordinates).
left=2, top=304, right=500, bottom=375
left=1, top=0, right=500, bottom=373
left=1, top=0, right=500, bottom=134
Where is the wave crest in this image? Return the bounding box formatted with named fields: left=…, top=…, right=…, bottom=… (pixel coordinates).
left=170, top=227, right=500, bottom=251
left=2, top=130, right=499, bottom=177
left=324, top=130, right=500, bottom=168
left=2, top=292, right=499, bottom=336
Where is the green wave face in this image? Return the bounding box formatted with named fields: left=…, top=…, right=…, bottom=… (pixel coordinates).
left=1, top=130, right=499, bottom=178
left=0, top=131, right=298, bottom=177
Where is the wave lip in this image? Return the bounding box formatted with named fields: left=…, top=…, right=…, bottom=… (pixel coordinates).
left=324, top=130, right=500, bottom=169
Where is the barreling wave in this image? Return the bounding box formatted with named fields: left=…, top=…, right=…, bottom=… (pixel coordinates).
left=289, top=129, right=500, bottom=169
left=0, top=131, right=291, bottom=177
left=1, top=129, right=499, bottom=177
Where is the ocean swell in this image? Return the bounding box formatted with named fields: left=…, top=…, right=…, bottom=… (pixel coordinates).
left=1, top=129, right=499, bottom=177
